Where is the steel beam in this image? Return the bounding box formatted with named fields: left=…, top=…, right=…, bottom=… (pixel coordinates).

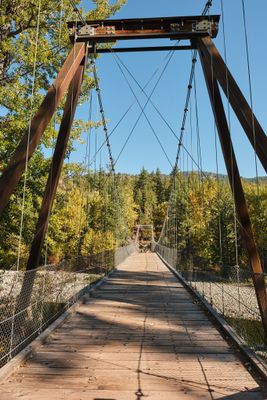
left=198, top=36, right=267, bottom=173
left=94, top=45, right=194, bottom=53
left=0, top=42, right=87, bottom=217
left=198, top=42, right=267, bottom=338
left=26, top=50, right=87, bottom=271
left=68, top=15, right=220, bottom=43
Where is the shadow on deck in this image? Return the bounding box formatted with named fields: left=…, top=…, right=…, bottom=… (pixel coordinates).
left=0, top=253, right=265, bottom=400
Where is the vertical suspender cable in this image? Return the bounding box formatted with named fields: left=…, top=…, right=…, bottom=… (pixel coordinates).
left=241, top=0, right=265, bottom=271
left=220, top=0, right=241, bottom=311
left=10, top=0, right=41, bottom=359
left=85, top=92, right=93, bottom=219
left=44, top=0, right=65, bottom=267
left=241, top=0, right=259, bottom=192
left=209, top=30, right=224, bottom=267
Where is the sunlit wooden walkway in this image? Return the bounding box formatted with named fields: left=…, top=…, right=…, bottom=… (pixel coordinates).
left=0, top=253, right=265, bottom=399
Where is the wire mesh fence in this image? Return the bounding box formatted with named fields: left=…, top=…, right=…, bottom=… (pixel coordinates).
left=155, top=243, right=267, bottom=366
left=0, top=242, right=137, bottom=368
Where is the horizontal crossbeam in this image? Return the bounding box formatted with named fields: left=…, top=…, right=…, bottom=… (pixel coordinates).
left=91, top=45, right=195, bottom=53
left=68, top=15, right=220, bottom=44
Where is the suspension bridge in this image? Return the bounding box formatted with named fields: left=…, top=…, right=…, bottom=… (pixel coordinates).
left=0, top=0, right=267, bottom=399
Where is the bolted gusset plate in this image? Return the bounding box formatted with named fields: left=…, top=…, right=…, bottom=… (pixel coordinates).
left=68, top=15, right=220, bottom=44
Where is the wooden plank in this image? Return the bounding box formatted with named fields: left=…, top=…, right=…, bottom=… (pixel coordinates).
left=0, top=253, right=264, bottom=399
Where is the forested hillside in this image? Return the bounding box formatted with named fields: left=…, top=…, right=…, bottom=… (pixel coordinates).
left=0, top=165, right=266, bottom=271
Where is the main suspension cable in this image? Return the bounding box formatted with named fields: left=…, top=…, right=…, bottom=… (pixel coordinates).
left=172, top=53, right=197, bottom=175
left=87, top=41, right=181, bottom=169
left=111, top=52, right=217, bottom=178
left=202, top=0, right=213, bottom=15
left=112, top=53, right=173, bottom=168
left=115, top=49, right=177, bottom=167
left=172, top=0, right=213, bottom=175
left=157, top=0, right=213, bottom=246
left=112, top=53, right=178, bottom=141
left=91, top=59, right=115, bottom=173
left=69, top=0, right=86, bottom=25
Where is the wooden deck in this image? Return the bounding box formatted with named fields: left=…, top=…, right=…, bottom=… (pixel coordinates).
left=0, top=253, right=265, bottom=399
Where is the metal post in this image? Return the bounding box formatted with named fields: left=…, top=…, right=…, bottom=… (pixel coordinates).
left=26, top=49, right=87, bottom=271
left=198, top=36, right=267, bottom=173
left=0, top=42, right=87, bottom=217
left=198, top=42, right=267, bottom=338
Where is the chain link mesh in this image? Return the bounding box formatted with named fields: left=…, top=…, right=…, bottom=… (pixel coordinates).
left=155, top=243, right=267, bottom=366
left=0, top=243, right=137, bottom=367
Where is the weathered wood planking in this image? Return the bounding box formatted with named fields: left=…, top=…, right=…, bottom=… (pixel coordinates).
left=0, top=253, right=265, bottom=399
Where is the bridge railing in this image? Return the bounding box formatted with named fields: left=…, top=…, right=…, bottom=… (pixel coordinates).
left=0, top=242, right=137, bottom=368
left=155, top=243, right=267, bottom=367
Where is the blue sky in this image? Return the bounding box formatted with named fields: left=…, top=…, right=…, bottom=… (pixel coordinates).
left=72, top=0, right=267, bottom=178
